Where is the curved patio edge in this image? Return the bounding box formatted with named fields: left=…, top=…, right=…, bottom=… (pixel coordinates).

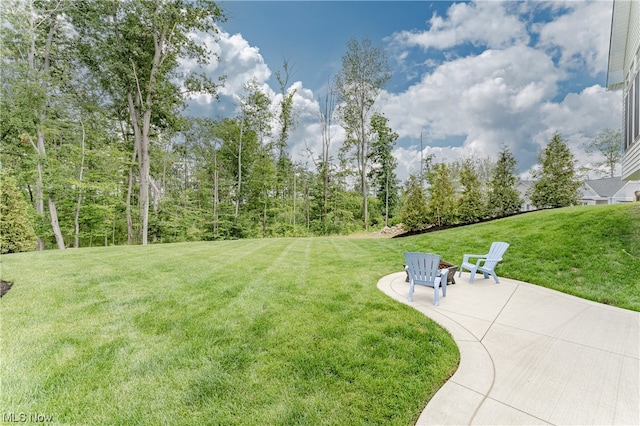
left=376, top=271, right=640, bottom=425
left=377, top=272, right=496, bottom=425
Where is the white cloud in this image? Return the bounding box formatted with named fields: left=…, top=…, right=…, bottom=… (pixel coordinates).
left=181, top=2, right=620, bottom=183
left=540, top=85, right=621, bottom=138
left=379, top=44, right=561, bottom=171
left=393, top=145, right=466, bottom=182
left=214, top=31, right=271, bottom=97
left=536, top=85, right=622, bottom=172
left=181, top=29, right=271, bottom=113
left=536, top=1, right=612, bottom=76
left=389, top=1, right=529, bottom=51
left=381, top=0, right=617, bottom=178
left=179, top=29, right=333, bottom=170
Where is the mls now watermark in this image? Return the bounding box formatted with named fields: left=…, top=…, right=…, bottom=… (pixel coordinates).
left=3, top=412, right=54, bottom=423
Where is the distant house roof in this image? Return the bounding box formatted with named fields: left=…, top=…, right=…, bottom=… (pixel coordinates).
left=584, top=177, right=627, bottom=197
left=521, top=178, right=636, bottom=200
left=606, top=0, right=632, bottom=90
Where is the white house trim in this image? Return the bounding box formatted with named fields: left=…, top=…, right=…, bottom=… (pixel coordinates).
left=607, top=0, right=640, bottom=181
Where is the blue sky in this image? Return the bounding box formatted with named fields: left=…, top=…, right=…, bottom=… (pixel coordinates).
left=221, top=1, right=454, bottom=91
left=186, top=1, right=623, bottom=180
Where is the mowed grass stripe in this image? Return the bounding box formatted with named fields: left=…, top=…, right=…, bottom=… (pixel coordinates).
left=1, top=204, right=638, bottom=425
left=1, top=238, right=457, bottom=425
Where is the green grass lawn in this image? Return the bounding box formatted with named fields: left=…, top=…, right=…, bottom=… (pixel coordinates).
left=1, top=238, right=459, bottom=425
left=1, top=204, right=638, bottom=425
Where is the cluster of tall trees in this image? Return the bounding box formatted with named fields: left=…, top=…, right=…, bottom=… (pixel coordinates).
left=1, top=2, right=402, bottom=251
left=2, top=0, right=228, bottom=249
left=399, top=146, right=522, bottom=231
left=399, top=133, right=585, bottom=232
left=0, top=1, right=613, bottom=253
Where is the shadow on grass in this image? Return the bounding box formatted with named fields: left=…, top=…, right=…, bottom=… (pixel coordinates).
left=0, top=280, right=13, bottom=297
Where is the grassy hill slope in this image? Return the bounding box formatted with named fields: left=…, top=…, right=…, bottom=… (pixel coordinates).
left=399, top=204, right=640, bottom=311
left=1, top=204, right=637, bottom=425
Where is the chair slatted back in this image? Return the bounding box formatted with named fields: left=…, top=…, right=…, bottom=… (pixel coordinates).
left=404, top=252, right=441, bottom=286
left=484, top=242, right=509, bottom=270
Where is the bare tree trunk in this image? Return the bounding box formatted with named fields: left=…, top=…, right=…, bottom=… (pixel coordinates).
left=34, top=156, right=45, bottom=251
left=213, top=152, right=219, bottom=237
left=139, top=109, right=152, bottom=245
left=385, top=173, right=389, bottom=227
left=125, top=144, right=137, bottom=244
left=127, top=23, right=165, bottom=245
left=235, top=122, right=244, bottom=222
left=360, top=116, right=369, bottom=231
left=74, top=119, right=86, bottom=248
left=42, top=13, right=66, bottom=249
left=263, top=190, right=267, bottom=236
left=306, top=184, right=310, bottom=229
left=319, top=89, right=334, bottom=232
left=49, top=196, right=65, bottom=249
left=126, top=90, right=150, bottom=245
left=27, top=5, right=65, bottom=250
left=133, top=26, right=168, bottom=245
left=361, top=165, right=368, bottom=230
left=150, top=178, right=161, bottom=243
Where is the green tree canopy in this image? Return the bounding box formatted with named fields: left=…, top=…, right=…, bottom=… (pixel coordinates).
left=1, top=171, right=37, bottom=253
left=335, top=38, right=391, bottom=231
left=400, top=174, right=429, bottom=232
left=458, top=158, right=487, bottom=223
left=530, top=133, right=581, bottom=208
left=427, top=163, right=457, bottom=226
left=368, top=113, right=399, bottom=227
left=70, top=0, right=226, bottom=245
left=487, top=146, right=522, bottom=217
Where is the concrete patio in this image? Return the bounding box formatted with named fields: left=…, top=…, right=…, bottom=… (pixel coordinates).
left=377, top=271, right=640, bottom=425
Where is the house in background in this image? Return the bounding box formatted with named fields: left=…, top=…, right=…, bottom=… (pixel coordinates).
left=607, top=0, right=640, bottom=181
left=516, top=177, right=640, bottom=211
left=580, top=177, right=640, bottom=205
left=516, top=180, right=535, bottom=211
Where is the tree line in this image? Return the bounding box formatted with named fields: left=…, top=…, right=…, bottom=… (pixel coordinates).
left=0, top=1, right=622, bottom=253
left=399, top=133, right=586, bottom=233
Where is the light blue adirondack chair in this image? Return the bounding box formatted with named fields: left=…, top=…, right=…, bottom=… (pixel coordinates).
left=459, top=242, right=509, bottom=284
left=403, top=252, right=449, bottom=305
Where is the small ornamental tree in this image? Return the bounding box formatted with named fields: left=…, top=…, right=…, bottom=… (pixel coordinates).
left=488, top=146, right=522, bottom=217
left=530, top=133, right=581, bottom=208
left=400, top=174, right=429, bottom=231
left=458, top=158, right=486, bottom=223
left=427, top=163, right=457, bottom=226
left=1, top=172, right=36, bottom=253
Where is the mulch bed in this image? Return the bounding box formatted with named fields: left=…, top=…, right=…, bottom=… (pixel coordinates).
left=392, top=210, right=538, bottom=238
left=0, top=280, right=13, bottom=298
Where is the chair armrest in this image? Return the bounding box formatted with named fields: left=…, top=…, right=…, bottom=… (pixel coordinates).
left=477, top=257, right=502, bottom=267
left=462, top=253, right=487, bottom=264
left=437, top=268, right=450, bottom=284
